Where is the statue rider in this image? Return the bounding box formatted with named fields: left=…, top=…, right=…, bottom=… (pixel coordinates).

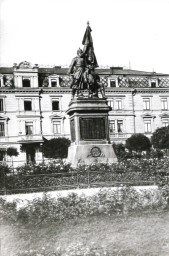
left=68, top=48, right=86, bottom=98
left=68, top=22, right=105, bottom=99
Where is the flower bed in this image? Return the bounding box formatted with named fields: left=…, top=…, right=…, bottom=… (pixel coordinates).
left=1, top=158, right=169, bottom=194
left=1, top=186, right=169, bottom=256
left=1, top=186, right=169, bottom=225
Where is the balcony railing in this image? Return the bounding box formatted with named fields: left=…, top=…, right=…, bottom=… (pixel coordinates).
left=18, top=134, right=43, bottom=143
left=110, top=133, right=127, bottom=138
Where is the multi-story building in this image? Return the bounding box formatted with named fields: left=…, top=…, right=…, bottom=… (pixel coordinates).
left=0, top=61, right=169, bottom=166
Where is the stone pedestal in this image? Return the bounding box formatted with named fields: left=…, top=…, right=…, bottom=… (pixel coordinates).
left=66, top=98, right=117, bottom=167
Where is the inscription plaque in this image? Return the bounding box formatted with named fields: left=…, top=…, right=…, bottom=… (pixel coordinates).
left=80, top=117, right=106, bottom=140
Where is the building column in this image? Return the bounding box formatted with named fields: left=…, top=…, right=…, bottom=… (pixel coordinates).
left=34, top=76, right=38, bottom=88
left=18, top=76, right=22, bottom=88
left=0, top=76, right=4, bottom=87
left=31, top=77, right=34, bottom=88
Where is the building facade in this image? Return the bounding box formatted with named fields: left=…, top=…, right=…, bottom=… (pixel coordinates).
left=0, top=61, right=169, bottom=166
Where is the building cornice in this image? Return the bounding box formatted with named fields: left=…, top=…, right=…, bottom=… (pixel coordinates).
left=134, top=88, right=169, bottom=93
left=16, top=115, right=41, bottom=118
left=0, top=87, right=169, bottom=94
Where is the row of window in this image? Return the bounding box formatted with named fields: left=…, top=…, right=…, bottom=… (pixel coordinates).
left=109, top=119, right=169, bottom=134
left=109, top=79, right=158, bottom=88
left=24, top=100, right=60, bottom=111
left=0, top=76, right=159, bottom=88
left=108, top=99, right=123, bottom=110
left=107, top=97, right=169, bottom=111
left=0, top=99, right=60, bottom=112
left=0, top=121, right=61, bottom=137
left=143, top=98, right=168, bottom=110
left=1, top=119, right=169, bottom=137
left=22, top=78, right=58, bottom=88
left=0, top=97, right=169, bottom=113
left=0, top=75, right=59, bottom=88
left=25, top=121, right=61, bottom=135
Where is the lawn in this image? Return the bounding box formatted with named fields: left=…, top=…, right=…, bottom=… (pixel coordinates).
left=1, top=211, right=169, bottom=256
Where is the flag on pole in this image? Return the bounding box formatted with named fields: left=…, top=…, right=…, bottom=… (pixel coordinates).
left=82, top=22, right=98, bottom=68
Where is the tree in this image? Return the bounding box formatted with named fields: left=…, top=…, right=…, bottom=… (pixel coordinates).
left=125, top=133, right=151, bottom=153
left=43, top=137, right=71, bottom=159
left=151, top=126, right=169, bottom=149
left=7, top=147, right=19, bottom=167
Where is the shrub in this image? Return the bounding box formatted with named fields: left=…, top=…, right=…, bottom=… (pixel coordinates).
left=2, top=158, right=169, bottom=193
left=146, top=148, right=164, bottom=159
left=0, top=163, right=11, bottom=191
left=7, top=147, right=19, bottom=157
left=125, top=133, right=151, bottom=153
left=1, top=187, right=169, bottom=226
left=151, top=125, right=169, bottom=150
left=16, top=160, right=73, bottom=175
left=7, top=147, right=19, bottom=167
left=43, top=137, right=71, bottom=159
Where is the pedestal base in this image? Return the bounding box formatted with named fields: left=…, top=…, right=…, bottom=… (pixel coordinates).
left=67, top=144, right=118, bottom=167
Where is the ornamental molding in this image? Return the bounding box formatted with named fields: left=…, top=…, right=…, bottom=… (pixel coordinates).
left=135, top=88, right=169, bottom=93
left=16, top=115, right=41, bottom=118
left=1, top=87, right=169, bottom=94
left=0, top=88, right=72, bottom=94
left=18, top=61, right=33, bottom=69
left=48, top=74, right=60, bottom=78
left=0, top=114, right=9, bottom=120
left=15, top=95, right=40, bottom=98
left=50, top=113, right=65, bottom=119
left=49, top=95, right=63, bottom=98
left=159, top=113, right=169, bottom=118
left=0, top=88, right=42, bottom=93
left=42, top=89, right=72, bottom=94
left=141, top=113, right=156, bottom=119
left=87, top=146, right=105, bottom=158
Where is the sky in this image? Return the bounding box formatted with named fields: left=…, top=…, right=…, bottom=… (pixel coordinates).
left=1, top=0, right=169, bottom=73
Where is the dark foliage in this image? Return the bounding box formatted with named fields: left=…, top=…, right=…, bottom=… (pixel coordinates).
left=125, top=133, right=151, bottom=152
left=43, top=137, right=71, bottom=159
left=6, top=147, right=19, bottom=157
left=151, top=125, right=169, bottom=149
left=16, top=160, right=73, bottom=175
left=112, top=143, right=125, bottom=158
left=1, top=158, right=169, bottom=194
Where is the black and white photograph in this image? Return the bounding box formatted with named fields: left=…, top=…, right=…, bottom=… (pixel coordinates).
left=0, top=0, right=169, bottom=255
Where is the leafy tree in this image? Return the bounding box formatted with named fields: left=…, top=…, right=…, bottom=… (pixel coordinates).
left=151, top=126, right=169, bottom=149
left=7, top=147, right=19, bottom=157
left=125, top=133, right=151, bottom=153
left=43, top=137, right=71, bottom=159
left=7, top=147, right=19, bottom=167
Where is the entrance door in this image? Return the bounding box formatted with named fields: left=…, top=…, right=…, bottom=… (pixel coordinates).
left=26, top=146, right=35, bottom=164
left=0, top=150, right=6, bottom=162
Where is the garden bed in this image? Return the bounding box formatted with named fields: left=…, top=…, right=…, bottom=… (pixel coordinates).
left=0, top=158, right=169, bottom=194
left=1, top=185, right=169, bottom=255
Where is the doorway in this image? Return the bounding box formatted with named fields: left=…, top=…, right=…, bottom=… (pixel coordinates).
left=26, top=146, right=35, bottom=164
